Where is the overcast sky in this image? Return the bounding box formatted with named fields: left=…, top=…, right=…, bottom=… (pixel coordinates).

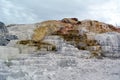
left=0, top=0, right=120, bottom=25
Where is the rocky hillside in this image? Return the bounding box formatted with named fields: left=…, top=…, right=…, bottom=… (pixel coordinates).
left=9, top=18, right=120, bottom=58
left=0, top=18, right=120, bottom=80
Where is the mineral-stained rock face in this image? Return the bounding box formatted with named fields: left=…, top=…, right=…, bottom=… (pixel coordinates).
left=61, top=18, right=79, bottom=24
left=32, top=26, right=48, bottom=41
left=75, top=20, right=113, bottom=34
left=32, top=20, right=73, bottom=41
left=32, top=18, right=118, bottom=42
left=14, top=18, right=120, bottom=57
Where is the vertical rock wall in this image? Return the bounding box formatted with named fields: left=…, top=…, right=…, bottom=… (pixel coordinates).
left=95, top=32, right=120, bottom=57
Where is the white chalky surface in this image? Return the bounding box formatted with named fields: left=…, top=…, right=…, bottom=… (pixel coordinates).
left=0, top=52, right=120, bottom=80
